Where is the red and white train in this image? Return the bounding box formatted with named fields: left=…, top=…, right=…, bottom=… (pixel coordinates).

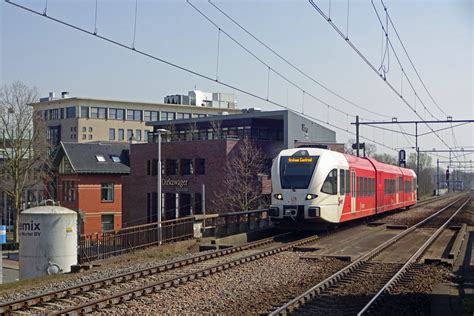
left=269, top=148, right=417, bottom=228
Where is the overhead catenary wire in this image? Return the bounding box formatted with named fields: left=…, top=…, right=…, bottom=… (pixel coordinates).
left=208, top=0, right=392, bottom=120
left=380, top=0, right=448, bottom=118
left=187, top=0, right=364, bottom=121
left=4, top=0, right=397, bottom=152
left=308, top=0, right=457, bottom=155
left=370, top=0, right=440, bottom=121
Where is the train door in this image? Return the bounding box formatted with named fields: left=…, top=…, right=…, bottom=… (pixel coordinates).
left=396, top=177, right=399, bottom=205
left=351, top=169, right=356, bottom=214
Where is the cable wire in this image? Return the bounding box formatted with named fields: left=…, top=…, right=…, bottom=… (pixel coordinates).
left=208, top=0, right=392, bottom=119
left=308, top=0, right=456, bottom=154
left=4, top=0, right=397, bottom=152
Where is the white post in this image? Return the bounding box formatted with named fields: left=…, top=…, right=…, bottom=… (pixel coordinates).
left=157, top=131, right=162, bottom=245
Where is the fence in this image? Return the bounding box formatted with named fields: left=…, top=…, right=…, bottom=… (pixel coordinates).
left=204, top=209, right=271, bottom=237
left=78, top=216, right=194, bottom=264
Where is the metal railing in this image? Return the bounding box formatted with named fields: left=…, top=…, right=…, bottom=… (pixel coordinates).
left=78, top=217, right=194, bottom=264
left=204, top=209, right=271, bottom=237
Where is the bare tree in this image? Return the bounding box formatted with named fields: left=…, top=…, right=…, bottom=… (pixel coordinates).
left=186, top=121, right=199, bottom=141
left=372, top=153, right=398, bottom=165
left=0, top=81, right=51, bottom=241
left=209, top=120, right=222, bottom=140
left=215, top=137, right=265, bottom=211
left=344, top=138, right=376, bottom=157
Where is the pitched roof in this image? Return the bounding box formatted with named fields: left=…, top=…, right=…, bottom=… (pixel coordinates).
left=58, top=142, right=130, bottom=174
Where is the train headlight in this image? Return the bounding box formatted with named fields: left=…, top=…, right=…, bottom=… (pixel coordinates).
left=273, top=193, right=283, bottom=200
left=305, top=194, right=318, bottom=200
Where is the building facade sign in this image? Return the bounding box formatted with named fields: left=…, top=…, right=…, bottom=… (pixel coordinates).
left=162, top=178, right=189, bottom=188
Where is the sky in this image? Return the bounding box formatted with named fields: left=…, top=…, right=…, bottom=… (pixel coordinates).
left=1, top=0, right=473, bottom=167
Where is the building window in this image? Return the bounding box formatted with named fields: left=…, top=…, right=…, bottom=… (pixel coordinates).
left=195, top=158, right=205, bottom=175
left=101, top=214, right=114, bottom=232
left=118, top=129, right=124, bottom=141
left=88, top=134, right=93, bottom=140
left=89, top=127, right=93, bottom=132
left=109, top=128, right=115, bottom=141
left=82, top=127, right=87, bottom=132
left=127, top=109, right=142, bottom=121
left=44, top=110, right=49, bottom=120
left=127, top=129, right=133, bottom=141
left=194, top=193, right=202, bottom=214
left=66, top=106, right=76, bottom=118
left=62, top=181, right=76, bottom=202
left=179, top=193, right=192, bottom=216
left=47, top=126, right=61, bottom=145
left=181, top=159, right=193, bottom=175
left=48, top=108, right=61, bottom=120
left=135, top=129, right=142, bottom=141
left=109, top=108, right=125, bottom=120
left=80, top=106, right=89, bottom=118
left=111, top=155, right=121, bottom=163
left=144, top=130, right=149, bottom=141
left=144, top=110, right=159, bottom=122
left=90, top=107, right=107, bottom=119
left=101, top=183, right=114, bottom=202
left=96, top=155, right=106, bottom=162
left=166, top=159, right=179, bottom=175
left=161, top=111, right=175, bottom=121
left=177, top=112, right=191, bottom=119
left=82, top=134, right=87, bottom=140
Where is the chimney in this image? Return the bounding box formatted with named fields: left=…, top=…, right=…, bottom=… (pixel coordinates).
left=48, top=92, right=55, bottom=100
left=61, top=91, right=70, bottom=99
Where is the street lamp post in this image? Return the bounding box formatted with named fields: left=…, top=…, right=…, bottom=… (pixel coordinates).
left=155, top=129, right=170, bottom=245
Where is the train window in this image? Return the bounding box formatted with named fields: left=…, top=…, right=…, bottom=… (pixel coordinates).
left=358, top=177, right=362, bottom=197
left=339, top=170, right=345, bottom=195
left=345, top=171, right=350, bottom=194
left=321, top=169, right=338, bottom=195
left=279, top=155, right=319, bottom=189
left=364, top=178, right=369, bottom=197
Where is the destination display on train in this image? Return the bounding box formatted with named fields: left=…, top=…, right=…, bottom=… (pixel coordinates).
left=287, top=157, right=313, bottom=163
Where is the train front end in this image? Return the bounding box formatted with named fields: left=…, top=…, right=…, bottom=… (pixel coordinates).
left=269, top=148, right=345, bottom=229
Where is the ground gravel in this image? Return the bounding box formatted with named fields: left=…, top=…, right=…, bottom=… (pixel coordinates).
left=100, top=252, right=346, bottom=315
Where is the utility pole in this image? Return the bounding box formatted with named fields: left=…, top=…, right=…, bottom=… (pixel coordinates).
left=355, top=115, right=360, bottom=157
left=415, top=122, right=419, bottom=199
left=436, top=159, right=439, bottom=196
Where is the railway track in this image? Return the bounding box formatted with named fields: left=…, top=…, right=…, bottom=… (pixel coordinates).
left=0, top=232, right=293, bottom=314
left=1, top=233, right=322, bottom=315
left=269, top=194, right=471, bottom=315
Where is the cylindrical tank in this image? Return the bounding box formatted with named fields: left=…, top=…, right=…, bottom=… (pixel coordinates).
left=19, top=203, right=77, bottom=280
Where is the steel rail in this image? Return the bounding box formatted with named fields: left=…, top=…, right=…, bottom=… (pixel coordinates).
left=269, top=196, right=465, bottom=315
left=0, top=232, right=292, bottom=314
left=357, top=196, right=471, bottom=315
left=52, top=234, right=321, bottom=315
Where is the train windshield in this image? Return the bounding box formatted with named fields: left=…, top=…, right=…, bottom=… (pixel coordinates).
left=280, top=155, right=319, bottom=189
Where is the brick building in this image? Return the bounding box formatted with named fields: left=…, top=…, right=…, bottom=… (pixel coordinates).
left=122, top=110, right=337, bottom=227
left=52, top=142, right=129, bottom=234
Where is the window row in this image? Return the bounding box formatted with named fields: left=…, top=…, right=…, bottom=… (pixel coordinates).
left=43, top=106, right=209, bottom=122
left=322, top=169, right=414, bottom=197
left=358, top=177, right=375, bottom=197
left=146, top=158, right=205, bottom=176
left=109, top=128, right=151, bottom=142
left=146, top=192, right=203, bottom=222
left=59, top=182, right=114, bottom=203
left=43, top=107, right=76, bottom=120
left=62, top=180, right=76, bottom=202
